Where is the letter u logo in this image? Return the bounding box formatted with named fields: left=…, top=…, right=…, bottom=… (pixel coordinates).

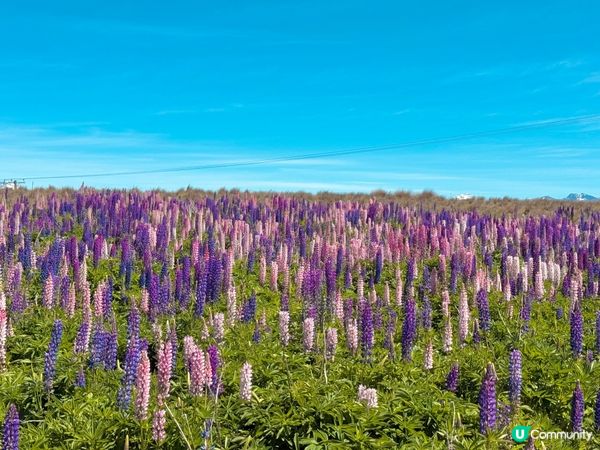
left=512, top=425, right=531, bottom=443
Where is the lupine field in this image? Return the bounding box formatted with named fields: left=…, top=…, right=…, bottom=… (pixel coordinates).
left=1, top=189, right=600, bottom=449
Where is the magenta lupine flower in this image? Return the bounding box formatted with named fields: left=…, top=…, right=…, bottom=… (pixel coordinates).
left=325, top=327, right=338, bottom=361
left=303, top=317, right=315, bottom=352
left=279, top=311, right=290, bottom=346
left=478, top=362, right=497, bottom=434
left=152, top=408, right=166, bottom=443
left=157, top=341, right=172, bottom=402
left=239, top=362, right=253, bottom=401
left=135, top=350, right=151, bottom=420
left=2, top=403, right=19, bottom=450
left=571, top=381, right=584, bottom=432
left=357, top=385, right=378, bottom=409
left=44, top=319, right=63, bottom=393
left=509, top=349, right=522, bottom=407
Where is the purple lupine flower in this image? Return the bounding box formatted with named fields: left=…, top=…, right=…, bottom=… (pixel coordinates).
left=2, top=404, right=19, bottom=450
left=596, top=311, right=600, bottom=354
left=242, top=293, right=257, bottom=323
left=401, top=297, right=416, bottom=361
left=207, top=344, right=221, bottom=395
left=473, top=319, right=481, bottom=344
left=478, top=362, right=497, bottom=434
left=476, top=289, right=490, bottom=332
left=556, top=306, right=564, bottom=320
left=117, top=338, right=140, bottom=410
left=595, top=389, right=600, bottom=430
left=570, top=305, right=584, bottom=357
left=571, top=381, right=584, bottom=432
left=509, top=349, right=522, bottom=407
left=75, top=368, right=86, bottom=388
left=445, top=362, right=459, bottom=393
left=360, top=301, right=374, bottom=360
left=44, top=319, right=63, bottom=393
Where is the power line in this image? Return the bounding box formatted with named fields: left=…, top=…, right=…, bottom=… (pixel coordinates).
left=17, top=113, right=600, bottom=181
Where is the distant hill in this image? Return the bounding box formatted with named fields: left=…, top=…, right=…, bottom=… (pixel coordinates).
left=564, top=193, right=598, bottom=201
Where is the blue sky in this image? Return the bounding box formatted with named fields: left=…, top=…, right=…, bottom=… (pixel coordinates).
left=1, top=1, right=600, bottom=198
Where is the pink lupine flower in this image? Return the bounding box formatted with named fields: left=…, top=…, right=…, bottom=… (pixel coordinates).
left=43, top=276, right=54, bottom=309
left=189, top=348, right=206, bottom=396
left=279, top=311, right=290, bottom=346
left=157, top=341, right=172, bottom=402
left=226, top=285, right=238, bottom=326
left=303, top=317, right=315, bottom=352
left=239, top=362, right=253, bottom=401
left=0, top=308, right=7, bottom=370
left=347, top=319, right=358, bottom=355
left=443, top=318, right=453, bottom=353
left=424, top=339, right=434, bottom=370
left=135, top=350, right=151, bottom=420
left=458, top=287, right=469, bottom=346
left=325, top=327, right=338, bottom=361
left=152, top=408, right=166, bottom=442
left=140, top=288, right=149, bottom=314
left=212, top=312, right=225, bottom=342
left=358, top=385, right=378, bottom=409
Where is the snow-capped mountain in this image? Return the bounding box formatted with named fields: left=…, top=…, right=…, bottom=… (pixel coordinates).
left=455, top=193, right=474, bottom=200
left=564, top=193, right=598, bottom=201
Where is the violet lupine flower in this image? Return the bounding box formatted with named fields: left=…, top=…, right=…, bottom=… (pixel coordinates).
left=476, top=289, right=491, bottom=332
left=595, top=389, right=600, bottom=430
left=44, top=319, right=63, bottom=393
left=117, top=338, right=141, bottom=410
left=473, top=319, right=481, bottom=344
left=509, top=349, right=522, bottom=407
left=357, top=385, right=378, bottom=409
left=570, top=304, right=584, bottom=357
left=325, top=327, right=338, bottom=361
left=596, top=311, right=600, bottom=355
left=401, top=297, right=416, bottom=361
left=242, top=293, right=257, bottom=323
left=75, top=368, right=86, bottom=388
left=135, top=350, right=151, bottom=420
left=152, top=408, right=166, bottom=443
left=478, top=362, right=497, bottom=434
left=303, top=317, right=315, bottom=352
left=207, top=344, right=221, bottom=395
left=360, top=301, right=374, bottom=360
left=445, top=362, right=459, bottom=393
left=239, top=362, right=253, bottom=401
left=571, top=381, right=584, bottom=432
left=2, top=403, right=19, bottom=450
left=421, top=295, right=432, bottom=330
